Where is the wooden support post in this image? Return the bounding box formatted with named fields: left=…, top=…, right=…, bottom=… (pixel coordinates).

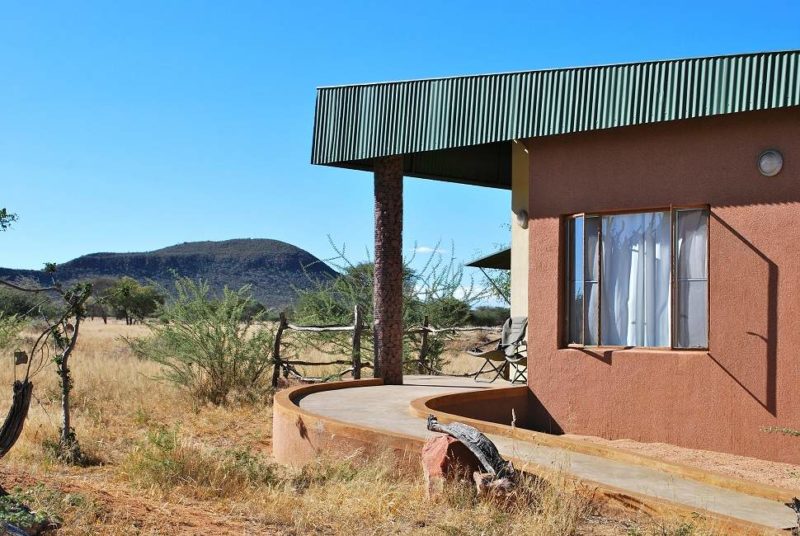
left=373, top=155, right=404, bottom=385
left=271, top=312, right=288, bottom=388
left=351, top=305, right=363, bottom=380
left=418, top=315, right=430, bottom=374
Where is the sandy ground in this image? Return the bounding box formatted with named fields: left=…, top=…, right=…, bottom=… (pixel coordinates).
left=571, top=434, right=800, bottom=491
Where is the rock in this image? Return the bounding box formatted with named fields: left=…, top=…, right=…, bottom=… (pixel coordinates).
left=421, top=435, right=482, bottom=496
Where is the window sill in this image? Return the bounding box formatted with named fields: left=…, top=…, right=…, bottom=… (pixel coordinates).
left=563, top=345, right=708, bottom=354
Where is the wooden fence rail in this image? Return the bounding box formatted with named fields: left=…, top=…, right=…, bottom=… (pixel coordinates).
left=271, top=306, right=502, bottom=386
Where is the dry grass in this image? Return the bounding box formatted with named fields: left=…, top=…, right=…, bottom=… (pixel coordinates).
left=0, top=319, right=723, bottom=535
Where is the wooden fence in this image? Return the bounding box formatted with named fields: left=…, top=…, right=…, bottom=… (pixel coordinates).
left=271, top=306, right=502, bottom=386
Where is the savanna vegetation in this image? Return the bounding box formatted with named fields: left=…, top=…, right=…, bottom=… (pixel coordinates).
left=0, top=215, right=716, bottom=534
left=0, top=319, right=719, bottom=535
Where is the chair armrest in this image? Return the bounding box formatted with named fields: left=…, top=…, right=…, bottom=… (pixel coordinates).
left=504, top=339, right=528, bottom=358
left=466, top=337, right=501, bottom=352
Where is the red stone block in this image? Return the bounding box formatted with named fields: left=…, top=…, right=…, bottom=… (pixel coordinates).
left=421, top=435, right=482, bottom=496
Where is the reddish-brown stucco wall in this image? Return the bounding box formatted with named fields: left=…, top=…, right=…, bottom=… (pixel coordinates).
left=525, top=107, right=800, bottom=463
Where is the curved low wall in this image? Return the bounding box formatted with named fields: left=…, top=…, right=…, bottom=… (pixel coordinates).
left=272, top=379, right=424, bottom=467
left=271, top=378, right=795, bottom=533
left=416, top=384, right=566, bottom=433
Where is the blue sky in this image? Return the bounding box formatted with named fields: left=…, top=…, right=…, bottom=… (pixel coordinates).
left=1, top=1, right=798, bottom=271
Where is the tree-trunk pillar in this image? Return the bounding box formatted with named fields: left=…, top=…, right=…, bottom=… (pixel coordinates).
left=373, top=155, right=404, bottom=385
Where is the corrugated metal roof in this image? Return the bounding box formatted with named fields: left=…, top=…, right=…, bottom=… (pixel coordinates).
left=466, top=248, right=511, bottom=269
left=311, top=50, right=800, bottom=169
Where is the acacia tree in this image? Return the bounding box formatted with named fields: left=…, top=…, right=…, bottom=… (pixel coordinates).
left=0, top=208, right=17, bottom=231
left=478, top=268, right=510, bottom=305
left=294, top=239, right=486, bottom=374
left=103, top=277, right=163, bottom=324
left=0, top=209, right=92, bottom=464
left=0, top=275, right=92, bottom=464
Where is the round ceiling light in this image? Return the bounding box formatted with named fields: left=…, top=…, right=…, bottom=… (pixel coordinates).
left=757, top=149, right=783, bottom=177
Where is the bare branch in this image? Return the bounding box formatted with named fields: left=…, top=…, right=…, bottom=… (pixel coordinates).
left=0, top=278, right=60, bottom=294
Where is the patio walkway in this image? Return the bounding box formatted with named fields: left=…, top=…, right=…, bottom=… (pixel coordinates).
left=298, top=375, right=796, bottom=531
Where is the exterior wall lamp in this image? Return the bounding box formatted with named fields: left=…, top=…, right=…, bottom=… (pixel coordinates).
left=758, top=149, right=783, bottom=177
left=515, top=209, right=529, bottom=229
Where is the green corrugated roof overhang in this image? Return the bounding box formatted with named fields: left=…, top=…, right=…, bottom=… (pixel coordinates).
left=311, top=50, right=800, bottom=189
left=466, top=248, right=511, bottom=269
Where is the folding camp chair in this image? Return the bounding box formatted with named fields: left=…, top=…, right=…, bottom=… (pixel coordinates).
left=467, top=317, right=527, bottom=383
left=506, top=353, right=527, bottom=384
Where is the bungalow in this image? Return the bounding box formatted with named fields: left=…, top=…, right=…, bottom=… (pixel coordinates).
left=310, top=50, right=800, bottom=463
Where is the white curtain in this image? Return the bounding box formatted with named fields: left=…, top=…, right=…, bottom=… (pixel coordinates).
left=601, top=212, right=671, bottom=346
left=676, top=209, right=709, bottom=348
left=584, top=216, right=600, bottom=345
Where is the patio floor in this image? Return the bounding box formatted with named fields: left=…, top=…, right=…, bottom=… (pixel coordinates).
left=298, top=375, right=796, bottom=531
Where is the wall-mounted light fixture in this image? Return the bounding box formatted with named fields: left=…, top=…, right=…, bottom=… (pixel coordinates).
left=757, top=149, right=783, bottom=177
left=515, top=209, right=529, bottom=229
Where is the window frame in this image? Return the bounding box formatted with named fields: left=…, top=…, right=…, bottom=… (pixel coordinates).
left=563, top=205, right=710, bottom=351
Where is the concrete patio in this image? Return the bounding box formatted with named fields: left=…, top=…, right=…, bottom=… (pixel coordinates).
left=288, top=375, right=797, bottom=532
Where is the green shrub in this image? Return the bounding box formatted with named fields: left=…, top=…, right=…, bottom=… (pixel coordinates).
left=0, top=492, right=50, bottom=531
left=0, top=286, right=57, bottom=318
left=0, top=312, right=23, bottom=350
left=469, top=306, right=510, bottom=326
left=0, top=485, right=88, bottom=533
left=127, top=277, right=275, bottom=405
left=124, top=425, right=278, bottom=497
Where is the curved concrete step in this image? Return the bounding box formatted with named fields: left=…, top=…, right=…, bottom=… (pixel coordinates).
left=298, top=376, right=797, bottom=531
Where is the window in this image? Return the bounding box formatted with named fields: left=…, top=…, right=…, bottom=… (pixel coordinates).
left=565, top=208, right=708, bottom=349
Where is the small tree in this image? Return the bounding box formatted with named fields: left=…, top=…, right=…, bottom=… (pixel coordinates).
left=0, top=276, right=92, bottom=464
left=0, top=283, right=57, bottom=318
left=127, top=277, right=275, bottom=405
left=84, top=277, right=117, bottom=323
left=103, top=277, right=164, bottom=324
left=294, top=239, right=486, bottom=374
left=0, top=313, right=23, bottom=351
left=0, top=210, right=91, bottom=464
left=479, top=269, right=510, bottom=305
left=0, top=208, right=17, bottom=231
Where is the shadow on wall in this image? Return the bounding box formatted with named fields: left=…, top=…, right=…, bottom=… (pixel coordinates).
left=577, top=348, right=614, bottom=365
left=708, top=213, right=777, bottom=416
left=572, top=214, right=778, bottom=417
left=527, top=390, right=564, bottom=434
left=424, top=387, right=564, bottom=435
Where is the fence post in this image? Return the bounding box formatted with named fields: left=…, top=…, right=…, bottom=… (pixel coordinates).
left=271, top=312, right=288, bottom=388
left=418, top=315, right=430, bottom=374
left=351, top=305, right=363, bottom=380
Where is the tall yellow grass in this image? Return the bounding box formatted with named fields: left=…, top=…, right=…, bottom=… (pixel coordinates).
left=0, top=319, right=718, bottom=535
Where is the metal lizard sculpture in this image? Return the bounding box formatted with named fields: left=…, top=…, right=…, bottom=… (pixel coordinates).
left=427, top=414, right=515, bottom=480
left=787, top=497, right=800, bottom=534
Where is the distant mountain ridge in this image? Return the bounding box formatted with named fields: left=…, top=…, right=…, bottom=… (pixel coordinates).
left=0, top=239, right=336, bottom=309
